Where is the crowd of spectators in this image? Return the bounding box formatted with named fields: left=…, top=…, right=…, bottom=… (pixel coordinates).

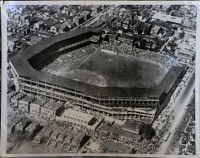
left=41, top=44, right=97, bottom=73
left=100, top=40, right=179, bottom=70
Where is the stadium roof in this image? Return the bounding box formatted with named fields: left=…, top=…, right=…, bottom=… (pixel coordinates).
left=10, top=27, right=185, bottom=98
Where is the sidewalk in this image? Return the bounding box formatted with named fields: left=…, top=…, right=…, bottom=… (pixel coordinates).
left=158, top=72, right=194, bottom=154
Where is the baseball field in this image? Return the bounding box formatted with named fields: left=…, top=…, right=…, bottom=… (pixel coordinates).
left=54, top=49, right=168, bottom=88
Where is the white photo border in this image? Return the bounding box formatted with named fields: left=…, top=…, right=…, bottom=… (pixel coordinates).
left=1, top=1, right=200, bottom=157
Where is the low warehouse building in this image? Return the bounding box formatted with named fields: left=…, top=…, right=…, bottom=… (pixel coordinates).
left=57, top=109, right=104, bottom=130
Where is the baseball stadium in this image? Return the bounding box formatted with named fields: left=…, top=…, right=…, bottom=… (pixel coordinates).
left=9, top=27, right=186, bottom=123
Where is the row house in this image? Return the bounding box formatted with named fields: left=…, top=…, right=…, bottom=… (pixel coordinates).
left=57, top=128, right=72, bottom=144
left=10, top=92, right=25, bottom=107
left=15, top=118, right=31, bottom=132
left=182, top=15, right=197, bottom=28
left=61, top=8, right=71, bottom=15
left=122, top=19, right=130, bottom=30
left=33, top=21, right=45, bottom=30
left=70, top=9, right=78, bottom=17
left=40, top=100, right=64, bottom=120
left=42, top=14, right=50, bottom=21
left=50, top=126, right=65, bottom=141
left=129, top=19, right=138, bottom=30
left=106, top=16, right=116, bottom=26
left=13, top=14, right=21, bottom=21
left=113, top=18, right=126, bottom=28
left=119, top=11, right=125, bottom=18
left=66, top=19, right=75, bottom=29
left=19, top=27, right=30, bottom=35
left=50, top=23, right=61, bottom=33
left=44, top=21, right=59, bottom=32
left=12, top=14, right=27, bottom=23
left=101, top=5, right=107, bottom=10
left=30, top=99, right=46, bottom=115
left=59, top=23, right=70, bottom=33
left=43, top=123, right=59, bottom=142
left=100, top=15, right=117, bottom=27
left=7, top=37, right=18, bottom=52
left=20, top=15, right=26, bottom=22
left=63, top=130, right=77, bottom=149
left=151, top=25, right=164, bottom=35
left=8, top=27, right=18, bottom=35
left=32, top=126, right=48, bottom=144
left=108, top=10, right=115, bottom=17
left=80, top=11, right=91, bottom=21
left=35, top=12, right=44, bottom=19
left=25, top=122, right=42, bottom=140
left=91, top=5, right=102, bottom=14
left=18, top=95, right=35, bottom=112
left=7, top=91, right=17, bottom=102
left=113, top=10, right=120, bottom=17
left=7, top=117, right=22, bottom=137
left=71, top=132, right=86, bottom=152
left=73, top=16, right=85, bottom=26
left=59, top=24, right=68, bottom=33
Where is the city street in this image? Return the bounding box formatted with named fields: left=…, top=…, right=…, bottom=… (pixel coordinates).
left=158, top=71, right=195, bottom=154
left=166, top=95, right=195, bottom=154
left=72, top=5, right=114, bottom=30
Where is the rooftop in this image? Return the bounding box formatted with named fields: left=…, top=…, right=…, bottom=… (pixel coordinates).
left=81, top=11, right=90, bottom=15
left=25, top=122, right=39, bottom=131
left=152, top=12, right=183, bottom=24
left=20, top=95, right=34, bottom=103
left=51, top=126, right=65, bottom=138
left=12, top=93, right=24, bottom=99
left=72, top=132, right=85, bottom=145
left=43, top=100, right=58, bottom=111
left=31, top=99, right=46, bottom=106
left=7, top=91, right=17, bottom=97
left=61, top=109, right=93, bottom=123
left=16, top=118, right=31, bottom=127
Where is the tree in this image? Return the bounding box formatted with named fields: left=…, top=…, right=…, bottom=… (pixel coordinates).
left=142, top=124, right=155, bottom=140
left=138, top=122, right=145, bottom=134
left=139, top=124, right=155, bottom=140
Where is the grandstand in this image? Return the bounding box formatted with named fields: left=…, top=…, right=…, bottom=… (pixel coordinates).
left=9, top=27, right=186, bottom=123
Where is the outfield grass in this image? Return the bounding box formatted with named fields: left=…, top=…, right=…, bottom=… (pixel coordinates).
left=75, top=49, right=168, bottom=88
left=53, top=49, right=168, bottom=88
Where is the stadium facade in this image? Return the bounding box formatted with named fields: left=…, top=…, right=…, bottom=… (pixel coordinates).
left=9, top=27, right=186, bottom=123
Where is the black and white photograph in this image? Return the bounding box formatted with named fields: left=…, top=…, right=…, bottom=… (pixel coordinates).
left=1, top=1, right=198, bottom=156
